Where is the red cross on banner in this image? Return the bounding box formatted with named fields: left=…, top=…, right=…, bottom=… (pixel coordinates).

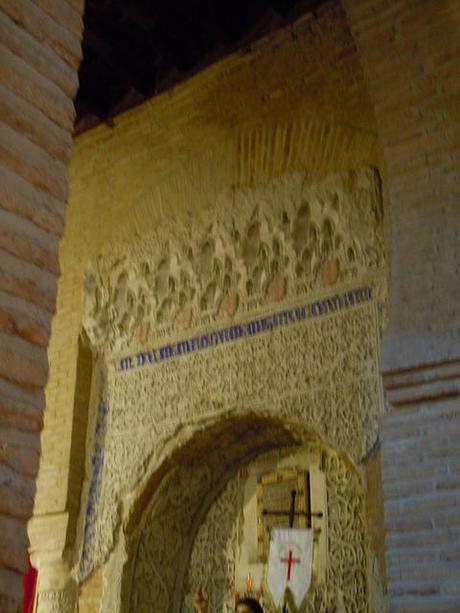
left=267, top=528, right=313, bottom=609
left=280, top=549, right=300, bottom=581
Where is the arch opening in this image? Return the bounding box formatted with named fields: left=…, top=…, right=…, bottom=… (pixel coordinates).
left=115, top=414, right=371, bottom=613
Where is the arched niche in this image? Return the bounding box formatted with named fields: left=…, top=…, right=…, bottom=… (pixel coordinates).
left=110, top=414, right=378, bottom=613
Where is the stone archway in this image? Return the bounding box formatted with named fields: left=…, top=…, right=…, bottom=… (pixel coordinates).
left=114, top=415, right=375, bottom=613
left=121, top=415, right=301, bottom=613
left=2, top=1, right=458, bottom=611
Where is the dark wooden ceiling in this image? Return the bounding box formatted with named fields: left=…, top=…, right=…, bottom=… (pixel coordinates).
left=75, top=0, right=327, bottom=133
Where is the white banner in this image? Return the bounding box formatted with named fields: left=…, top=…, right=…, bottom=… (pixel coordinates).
left=267, top=528, right=313, bottom=609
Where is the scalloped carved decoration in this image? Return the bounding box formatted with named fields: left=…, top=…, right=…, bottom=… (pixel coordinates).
left=76, top=166, right=386, bottom=593
left=83, top=168, right=383, bottom=352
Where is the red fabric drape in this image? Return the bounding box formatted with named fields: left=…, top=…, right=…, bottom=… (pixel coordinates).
left=23, top=560, right=38, bottom=613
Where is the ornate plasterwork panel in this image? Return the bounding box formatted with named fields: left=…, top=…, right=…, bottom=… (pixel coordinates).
left=83, top=167, right=384, bottom=353
left=175, top=447, right=371, bottom=613
left=125, top=447, right=249, bottom=613
left=182, top=476, right=243, bottom=613
left=80, top=298, right=383, bottom=577
left=128, top=464, right=213, bottom=612
left=323, top=454, right=368, bottom=612
left=76, top=166, right=386, bottom=587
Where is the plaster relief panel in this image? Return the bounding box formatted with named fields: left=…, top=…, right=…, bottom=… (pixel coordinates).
left=83, top=167, right=384, bottom=353
left=76, top=165, right=386, bottom=589
left=175, top=446, right=374, bottom=612
left=79, top=297, right=383, bottom=578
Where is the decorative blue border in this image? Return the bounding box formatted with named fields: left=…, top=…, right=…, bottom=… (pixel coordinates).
left=80, top=400, right=109, bottom=577
left=117, top=286, right=372, bottom=373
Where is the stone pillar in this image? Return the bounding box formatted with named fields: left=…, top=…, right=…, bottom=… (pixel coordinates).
left=0, top=0, right=84, bottom=610
left=33, top=558, right=78, bottom=613
left=344, top=0, right=460, bottom=610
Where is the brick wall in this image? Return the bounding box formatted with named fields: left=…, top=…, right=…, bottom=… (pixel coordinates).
left=344, top=0, right=460, bottom=370
left=344, top=1, right=460, bottom=610
left=381, top=396, right=460, bottom=611
left=0, top=1, right=83, bottom=610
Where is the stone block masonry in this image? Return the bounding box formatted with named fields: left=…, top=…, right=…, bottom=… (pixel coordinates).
left=0, top=1, right=83, bottom=611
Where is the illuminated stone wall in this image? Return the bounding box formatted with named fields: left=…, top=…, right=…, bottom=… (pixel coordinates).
left=30, top=3, right=389, bottom=611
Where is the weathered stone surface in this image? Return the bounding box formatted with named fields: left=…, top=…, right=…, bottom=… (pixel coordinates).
left=0, top=330, right=48, bottom=388
left=33, top=0, right=82, bottom=38
left=0, top=208, right=60, bottom=276
left=0, top=428, right=40, bottom=453
left=0, top=10, right=78, bottom=98
left=0, top=455, right=36, bottom=496
left=380, top=397, right=460, bottom=610
left=344, top=0, right=460, bottom=371
left=0, top=532, right=29, bottom=573
left=0, top=403, right=43, bottom=434
left=0, top=436, right=40, bottom=478
left=0, top=303, right=49, bottom=347
left=0, top=516, right=28, bottom=547
left=0, top=208, right=60, bottom=277
left=0, top=0, right=82, bottom=606
left=0, top=284, right=52, bottom=346
left=0, top=481, right=34, bottom=519
left=66, top=0, right=84, bottom=15
left=0, top=377, right=44, bottom=433
left=0, top=567, right=23, bottom=600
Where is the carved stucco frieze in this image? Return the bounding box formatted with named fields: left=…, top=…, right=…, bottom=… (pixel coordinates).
left=75, top=166, right=386, bottom=598
left=82, top=167, right=384, bottom=353
left=182, top=476, right=243, bottom=613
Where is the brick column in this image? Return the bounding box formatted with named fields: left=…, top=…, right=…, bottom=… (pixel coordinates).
left=0, top=1, right=83, bottom=611
left=343, top=0, right=460, bottom=610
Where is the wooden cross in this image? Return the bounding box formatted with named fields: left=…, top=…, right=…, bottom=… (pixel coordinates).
left=262, top=490, right=323, bottom=527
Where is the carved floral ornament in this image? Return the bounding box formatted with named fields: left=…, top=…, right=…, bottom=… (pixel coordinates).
left=82, top=167, right=384, bottom=354
left=78, top=299, right=384, bottom=584
left=74, top=166, right=387, bottom=610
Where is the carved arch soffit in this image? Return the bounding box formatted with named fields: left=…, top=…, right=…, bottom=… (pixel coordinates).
left=121, top=420, right=370, bottom=613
